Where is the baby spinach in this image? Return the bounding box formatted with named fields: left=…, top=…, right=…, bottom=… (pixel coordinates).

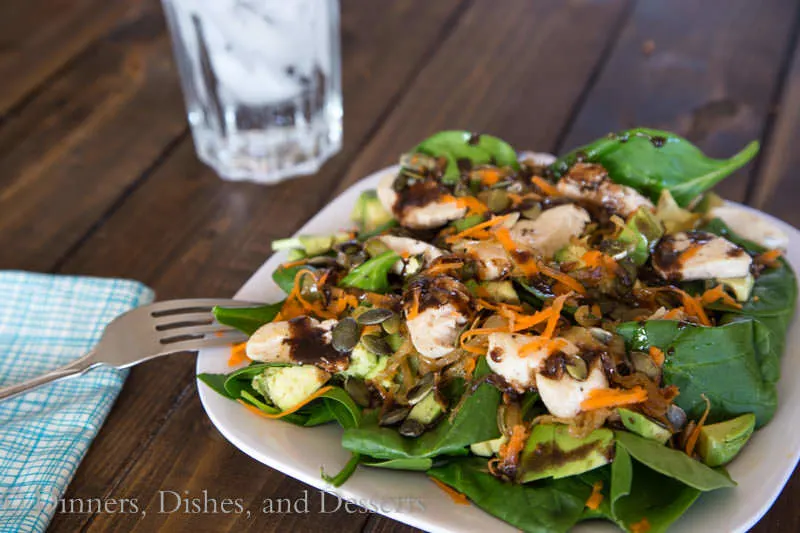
left=413, top=130, right=520, bottom=184
left=617, top=319, right=779, bottom=427
left=614, top=431, right=734, bottom=491
left=272, top=264, right=316, bottom=294
left=341, top=358, right=501, bottom=460
left=197, top=373, right=230, bottom=398
left=361, top=457, right=433, bottom=471
left=213, top=301, right=284, bottom=336
left=609, top=444, right=702, bottom=533
left=550, top=128, right=759, bottom=206
left=428, top=457, right=590, bottom=533
left=339, top=251, right=400, bottom=294
left=322, top=453, right=362, bottom=487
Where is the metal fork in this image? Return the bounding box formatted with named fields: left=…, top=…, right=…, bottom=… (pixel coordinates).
left=0, top=298, right=254, bottom=403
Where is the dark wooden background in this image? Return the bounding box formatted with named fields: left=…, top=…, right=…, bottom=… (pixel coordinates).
left=2, top=0, right=796, bottom=530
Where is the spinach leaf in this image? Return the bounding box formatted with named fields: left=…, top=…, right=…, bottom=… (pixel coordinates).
left=615, top=431, right=734, bottom=491
left=222, top=362, right=289, bottom=398
left=617, top=319, right=779, bottom=427
left=610, top=446, right=702, bottom=533
left=341, top=358, right=501, bottom=460
left=318, top=386, right=362, bottom=429
left=428, top=457, right=590, bottom=533
left=322, top=453, right=362, bottom=487
left=413, top=131, right=520, bottom=184
left=339, top=251, right=400, bottom=293
left=273, top=264, right=316, bottom=294
left=197, top=373, right=231, bottom=398
left=361, top=457, right=433, bottom=471
left=551, top=128, right=759, bottom=206
left=213, top=301, right=283, bottom=336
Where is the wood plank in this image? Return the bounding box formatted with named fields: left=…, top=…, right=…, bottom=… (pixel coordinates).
left=749, top=28, right=800, bottom=226
left=0, top=0, right=149, bottom=115
left=337, top=0, right=632, bottom=192
left=556, top=0, right=799, bottom=203
left=52, top=1, right=629, bottom=531
left=0, top=2, right=188, bottom=272
left=48, top=0, right=468, bottom=530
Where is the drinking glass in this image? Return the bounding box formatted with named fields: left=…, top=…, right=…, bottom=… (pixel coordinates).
left=161, top=0, right=342, bottom=183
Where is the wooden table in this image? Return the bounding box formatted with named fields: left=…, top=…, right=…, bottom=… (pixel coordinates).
left=4, top=0, right=797, bottom=530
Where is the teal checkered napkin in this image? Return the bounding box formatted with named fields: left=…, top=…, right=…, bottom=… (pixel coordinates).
left=0, top=271, right=154, bottom=533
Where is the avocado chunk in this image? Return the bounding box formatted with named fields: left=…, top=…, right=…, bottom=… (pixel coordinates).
left=618, top=408, right=671, bottom=445
left=351, top=190, right=394, bottom=233
left=407, top=391, right=445, bottom=425
left=272, top=233, right=350, bottom=256
left=697, top=413, right=756, bottom=467
left=617, top=207, right=664, bottom=265
left=252, top=365, right=330, bottom=411
left=718, top=274, right=755, bottom=302
left=518, top=424, right=614, bottom=483
left=479, top=281, right=520, bottom=304
left=554, top=243, right=590, bottom=266
left=470, top=435, right=507, bottom=457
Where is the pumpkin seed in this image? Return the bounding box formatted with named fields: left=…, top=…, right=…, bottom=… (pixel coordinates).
left=381, top=314, right=402, bottom=335
left=667, top=404, right=687, bottom=431
left=486, top=189, right=511, bottom=212
left=406, top=373, right=435, bottom=405
left=380, top=406, right=410, bottom=426
left=630, top=351, right=659, bottom=380
left=575, top=305, right=601, bottom=327
left=306, top=255, right=337, bottom=267
left=497, top=402, right=522, bottom=436
left=521, top=205, right=542, bottom=220
left=565, top=355, right=589, bottom=381
left=344, top=378, right=371, bottom=407
left=362, top=334, right=393, bottom=356
left=398, top=418, right=426, bottom=437
left=357, top=308, right=394, bottom=326
left=589, top=327, right=613, bottom=344
left=331, top=317, right=360, bottom=353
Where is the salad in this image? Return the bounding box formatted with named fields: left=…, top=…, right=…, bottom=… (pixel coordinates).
left=199, top=128, right=797, bottom=533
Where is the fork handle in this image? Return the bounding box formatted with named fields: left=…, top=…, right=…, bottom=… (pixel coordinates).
left=0, top=350, right=101, bottom=403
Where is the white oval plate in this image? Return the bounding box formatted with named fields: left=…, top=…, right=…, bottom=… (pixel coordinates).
left=197, top=166, right=800, bottom=533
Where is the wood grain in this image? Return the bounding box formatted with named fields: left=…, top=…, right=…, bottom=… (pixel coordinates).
left=0, top=2, right=187, bottom=272
left=49, top=0, right=469, bottom=530
left=0, top=0, right=150, bottom=116
left=557, top=0, right=799, bottom=203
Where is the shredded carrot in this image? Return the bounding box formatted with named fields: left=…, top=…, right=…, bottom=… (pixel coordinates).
left=585, top=481, right=604, bottom=510
left=581, top=386, right=648, bottom=411
left=510, top=308, right=553, bottom=332
left=463, top=356, right=477, bottom=379
left=629, top=518, right=651, bottom=533
left=542, top=293, right=569, bottom=338
left=758, top=249, right=782, bottom=267
left=430, top=478, right=470, bottom=506
left=649, top=346, right=665, bottom=366
left=280, top=258, right=310, bottom=269
left=660, top=287, right=710, bottom=326
left=685, top=395, right=711, bottom=457
left=679, top=244, right=702, bottom=263
left=700, top=284, right=742, bottom=309
left=426, top=260, right=464, bottom=276
left=493, top=227, right=540, bottom=276
left=538, top=262, right=586, bottom=295
left=228, top=343, right=249, bottom=367
left=591, top=303, right=602, bottom=318
left=475, top=298, right=524, bottom=313
left=445, top=214, right=513, bottom=243
left=663, top=307, right=685, bottom=320
left=499, top=424, right=528, bottom=464
left=581, top=250, right=604, bottom=268
left=454, top=196, right=490, bottom=215
left=531, top=176, right=561, bottom=197
left=460, top=327, right=510, bottom=341
left=476, top=168, right=502, bottom=186
left=238, top=385, right=334, bottom=419
left=406, top=290, right=420, bottom=320
left=520, top=337, right=567, bottom=357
